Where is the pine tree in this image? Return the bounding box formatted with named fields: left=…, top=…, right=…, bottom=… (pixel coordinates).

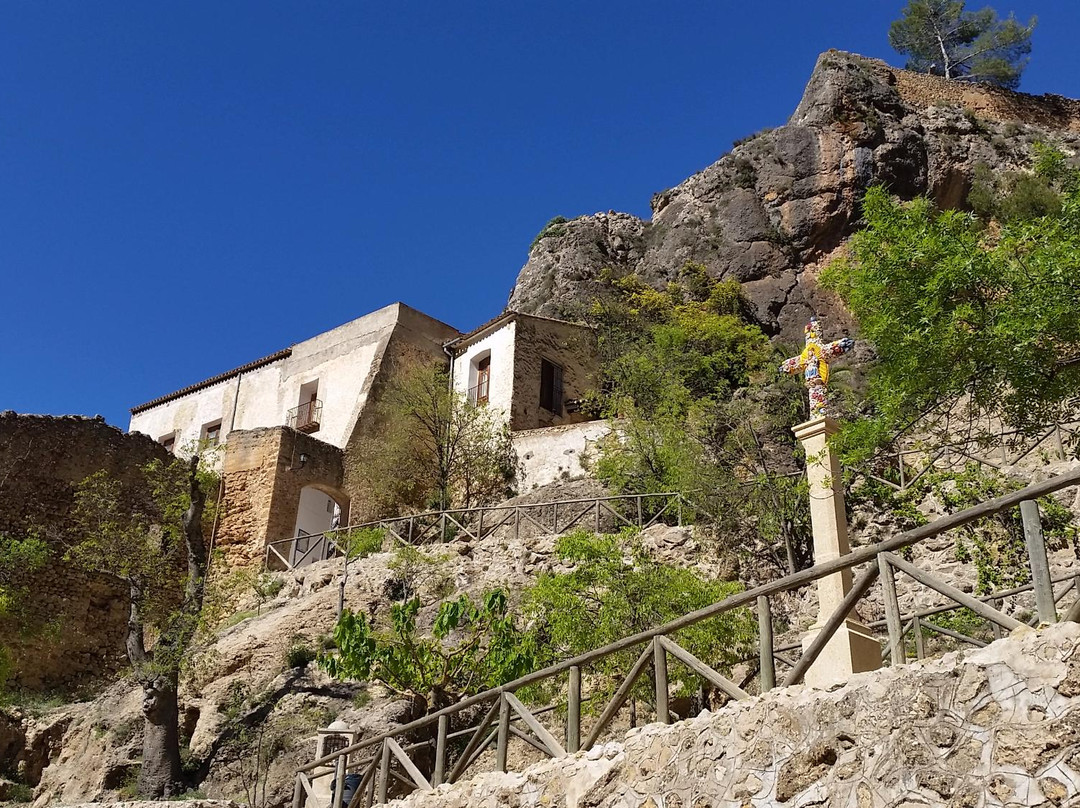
left=889, top=1, right=1035, bottom=89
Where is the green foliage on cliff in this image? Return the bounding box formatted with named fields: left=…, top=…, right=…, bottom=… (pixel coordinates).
left=318, top=589, right=535, bottom=715
left=889, top=0, right=1035, bottom=89
left=530, top=216, right=569, bottom=250
left=584, top=264, right=813, bottom=574
left=0, top=533, right=50, bottom=690
left=854, top=463, right=1077, bottom=594
left=822, top=167, right=1080, bottom=464
left=524, top=530, right=755, bottom=709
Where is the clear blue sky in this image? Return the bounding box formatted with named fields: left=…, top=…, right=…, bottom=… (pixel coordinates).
left=2, top=2, right=1075, bottom=429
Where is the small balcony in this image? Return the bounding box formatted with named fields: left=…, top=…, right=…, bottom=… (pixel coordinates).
left=288, top=399, right=323, bottom=433
left=467, top=378, right=489, bottom=406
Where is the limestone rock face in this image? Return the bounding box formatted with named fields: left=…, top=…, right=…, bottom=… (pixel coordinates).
left=507, top=51, right=1080, bottom=344
left=388, top=622, right=1080, bottom=808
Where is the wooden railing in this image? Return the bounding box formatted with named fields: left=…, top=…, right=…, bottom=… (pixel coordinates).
left=862, top=420, right=1079, bottom=492
left=265, top=491, right=693, bottom=571
left=290, top=467, right=1080, bottom=808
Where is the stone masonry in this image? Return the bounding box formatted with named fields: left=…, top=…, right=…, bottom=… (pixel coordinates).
left=509, top=315, right=598, bottom=432
left=216, top=427, right=346, bottom=566
left=390, top=623, right=1080, bottom=808
left=0, top=413, right=171, bottom=690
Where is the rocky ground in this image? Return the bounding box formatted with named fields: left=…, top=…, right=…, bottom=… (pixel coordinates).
left=3, top=456, right=1077, bottom=807
left=388, top=622, right=1080, bottom=808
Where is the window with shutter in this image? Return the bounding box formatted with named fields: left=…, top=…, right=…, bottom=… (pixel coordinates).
left=540, top=359, right=564, bottom=414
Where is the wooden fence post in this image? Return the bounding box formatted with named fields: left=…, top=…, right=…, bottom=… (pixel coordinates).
left=377, top=741, right=391, bottom=804
left=292, top=774, right=305, bottom=808
left=757, top=595, right=775, bottom=692
left=332, top=754, right=347, bottom=808
left=1020, top=500, right=1057, bottom=624
left=912, top=615, right=925, bottom=659
left=496, top=695, right=511, bottom=772
left=433, top=713, right=449, bottom=787
left=878, top=554, right=906, bottom=666
left=567, top=666, right=581, bottom=753
left=653, top=637, right=670, bottom=724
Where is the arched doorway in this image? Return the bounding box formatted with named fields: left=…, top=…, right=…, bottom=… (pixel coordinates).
left=291, top=484, right=348, bottom=567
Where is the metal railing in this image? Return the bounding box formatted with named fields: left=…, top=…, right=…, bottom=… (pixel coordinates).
left=265, top=491, right=692, bottom=571
left=288, top=399, right=323, bottom=433
left=467, top=379, right=489, bottom=406
left=291, top=466, right=1080, bottom=808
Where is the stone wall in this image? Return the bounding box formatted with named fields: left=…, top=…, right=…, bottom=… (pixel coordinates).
left=216, top=427, right=346, bottom=567
left=0, top=413, right=171, bottom=691
left=514, top=420, right=611, bottom=489
left=390, top=622, right=1080, bottom=808
left=866, top=54, right=1080, bottom=133
left=510, top=315, right=599, bottom=432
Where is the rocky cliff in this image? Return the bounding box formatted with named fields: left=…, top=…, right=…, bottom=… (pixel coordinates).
left=508, top=51, right=1080, bottom=343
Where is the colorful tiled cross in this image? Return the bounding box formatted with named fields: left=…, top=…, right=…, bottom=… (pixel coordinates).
left=780, top=317, right=855, bottom=418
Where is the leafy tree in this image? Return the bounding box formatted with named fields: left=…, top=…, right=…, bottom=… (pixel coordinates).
left=0, top=534, right=50, bottom=691
left=318, top=589, right=535, bottom=717
left=352, top=361, right=517, bottom=517
left=822, top=172, right=1080, bottom=464
left=585, top=265, right=813, bottom=574
left=524, top=531, right=755, bottom=711
left=66, top=456, right=215, bottom=798
left=889, top=0, right=1036, bottom=89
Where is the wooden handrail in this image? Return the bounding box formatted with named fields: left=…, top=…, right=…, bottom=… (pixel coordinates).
left=298, top=466, right=1080, bottom=774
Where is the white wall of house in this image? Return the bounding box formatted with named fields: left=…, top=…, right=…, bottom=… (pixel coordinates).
left=292, top=485, right=340, bottom=538
left=129, top=303, right=431, bottom=457
left=513, top=420, right=611, bottom=489
left=451, top=320, right=516, bottom=422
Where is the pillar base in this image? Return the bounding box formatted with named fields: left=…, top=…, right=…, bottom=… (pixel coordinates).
left=800, top=619, right=881, bottom=688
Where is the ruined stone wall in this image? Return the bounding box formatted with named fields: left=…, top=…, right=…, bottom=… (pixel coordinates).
left=860, top=53, right=1080, bottom=133
left=0, top=413, right=170, bottom=691
left=216, top=427, right=345, bottom=567
left=391, top=623, right=1080, bottom=808
left=510, top=316, right=599, bottom=432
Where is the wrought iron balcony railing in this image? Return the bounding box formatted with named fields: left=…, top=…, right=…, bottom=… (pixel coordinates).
left=288, top=399, right=322, bottom=433
left=467, top=378, right=489, bottom=406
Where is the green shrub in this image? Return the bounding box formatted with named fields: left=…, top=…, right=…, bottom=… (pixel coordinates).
left=285, top=638, right=317, bottom=670
left=530, top=216, right=569, bottom=250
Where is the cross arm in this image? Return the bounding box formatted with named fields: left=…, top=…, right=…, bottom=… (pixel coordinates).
left=779, top=355, right=806, bottom=375
left=823, top=337, right=854, bottom=358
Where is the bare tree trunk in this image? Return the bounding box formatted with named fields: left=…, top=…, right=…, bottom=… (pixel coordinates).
left=139, top=678, right=183, bottom=797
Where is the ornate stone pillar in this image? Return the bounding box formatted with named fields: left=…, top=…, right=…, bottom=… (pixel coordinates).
left=794, top=415, right=880, bottom=687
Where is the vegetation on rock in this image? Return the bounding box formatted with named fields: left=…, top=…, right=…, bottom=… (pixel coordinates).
left=524, top=530, right=755, bottom=711
left=318, top=589, right=534, bottom=717
left=889, top=0, right=1035, bottom=89
left=822, top=152, right=1080, bottom=464
left=584, top=265, right=814, bottom=574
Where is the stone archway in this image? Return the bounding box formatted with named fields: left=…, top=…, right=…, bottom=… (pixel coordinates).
left=217, top=426, right=349, bottom=567
left=289, top=483, right=350, bottom=568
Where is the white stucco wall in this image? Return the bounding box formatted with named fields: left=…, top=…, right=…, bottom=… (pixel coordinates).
left=512, top=419, right=611, bottom=489
left=451, top=320, right=516, bottom=423
left=292, top=485, right=340, bottom=538
left=129, top=303, right=416, bottom=456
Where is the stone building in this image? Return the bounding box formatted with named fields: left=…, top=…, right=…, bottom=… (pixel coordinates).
left=449, top=311, right=608, bottom=487
left=128, top=304, right=607, bottom=567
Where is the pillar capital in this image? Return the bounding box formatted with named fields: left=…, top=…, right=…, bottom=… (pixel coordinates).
left=792, top=415, right=840, bottom=442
